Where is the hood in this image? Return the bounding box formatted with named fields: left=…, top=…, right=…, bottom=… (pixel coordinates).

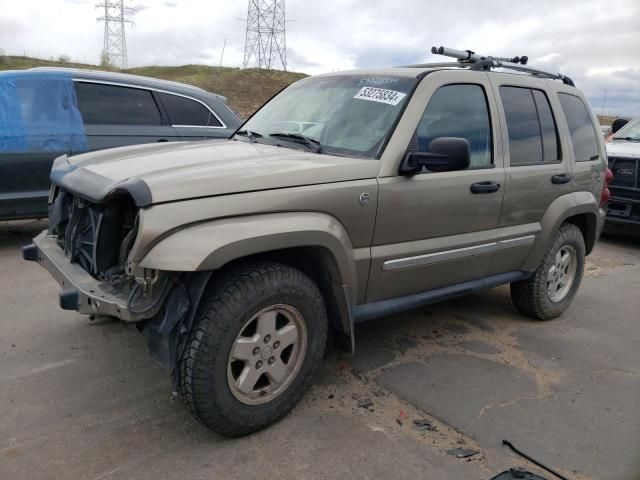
left=606, top=140, right=640, bottom=159
left=51, top=140, right=380, bottom=205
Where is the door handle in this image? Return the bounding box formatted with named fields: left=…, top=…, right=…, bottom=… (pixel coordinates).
left=551, top=174, right=571, bottom=184
left=157, top=138, right=169, bottom=143
left=470, top=181, right=500, bottom=194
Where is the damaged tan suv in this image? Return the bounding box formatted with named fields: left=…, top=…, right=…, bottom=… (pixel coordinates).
left=23, top=47, right=611, bottom=436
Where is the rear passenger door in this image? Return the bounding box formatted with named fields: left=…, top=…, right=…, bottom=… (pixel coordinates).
left=157, top=92, right=230, bottom=140
left=75, top=81, right=179, bottom=151
left=485, top=79, right=572, bottom=275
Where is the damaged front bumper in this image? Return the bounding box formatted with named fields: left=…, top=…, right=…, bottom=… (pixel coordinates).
left=23, top=230, right=164, bottom=322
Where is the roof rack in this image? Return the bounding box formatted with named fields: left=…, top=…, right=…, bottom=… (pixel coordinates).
left=409, top=46, right=575, bottom=87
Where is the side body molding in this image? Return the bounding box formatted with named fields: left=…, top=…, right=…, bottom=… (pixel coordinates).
left=522, top=191, right=602, bottom=271
left=139, top=211, right=360, bottom=298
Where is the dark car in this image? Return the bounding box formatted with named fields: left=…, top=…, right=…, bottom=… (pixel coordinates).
left=0, top=67, right=241, bottom=220
left=605, top=117, right=640, bottom=227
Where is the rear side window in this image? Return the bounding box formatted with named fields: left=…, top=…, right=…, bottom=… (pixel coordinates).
left=500, top=86, right=560, bottom=165
left=75, top=82, right=162, bottom=125
left=557, top=93, right=599, bottom=161
left=415, top=84, right=492, bottom=168
left=532, top=90, right=560, bottom=162
left=159, top=93, right=222, bottom=127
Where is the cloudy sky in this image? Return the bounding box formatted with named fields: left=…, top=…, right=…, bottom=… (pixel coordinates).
left=1, top=0, right=639, bottom=116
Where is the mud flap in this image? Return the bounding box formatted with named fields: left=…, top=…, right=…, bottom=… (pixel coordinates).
left=143, top=271, right=213, bottom=370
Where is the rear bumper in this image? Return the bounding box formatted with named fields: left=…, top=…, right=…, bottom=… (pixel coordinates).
left=23, top=231, right=156, bottom=322
left=597, top=207, right=606, bottom=229
left=594, top=207, right=607, bottom=242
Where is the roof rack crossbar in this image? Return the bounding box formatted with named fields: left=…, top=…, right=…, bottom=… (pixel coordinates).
left=429, top=45, right=575, bottom=87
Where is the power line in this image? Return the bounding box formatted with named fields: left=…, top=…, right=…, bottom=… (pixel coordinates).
left=97, top=1, right=135, bottom=68
left=243, top=0, right=287, bottom=70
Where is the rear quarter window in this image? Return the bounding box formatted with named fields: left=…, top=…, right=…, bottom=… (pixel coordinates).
left=159, top=93, right=222, bottom=127
left=557, top=93, right=599, bottom=162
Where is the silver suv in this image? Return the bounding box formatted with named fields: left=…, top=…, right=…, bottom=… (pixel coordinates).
left=23, top=47, right=610, bottom=436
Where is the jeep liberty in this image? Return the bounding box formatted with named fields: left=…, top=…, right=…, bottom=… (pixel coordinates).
left=23, top=47, right=611, bottom=436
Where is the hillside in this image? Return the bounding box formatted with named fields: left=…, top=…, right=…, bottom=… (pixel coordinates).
left=0, top=55, right=307, bottom=118
left=1, top=56, right=627, bottom=125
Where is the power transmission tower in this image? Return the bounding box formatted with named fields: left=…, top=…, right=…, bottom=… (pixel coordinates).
left=97, top=1, right=135, bottom=69
left=243, top=0, right=287, bottom=71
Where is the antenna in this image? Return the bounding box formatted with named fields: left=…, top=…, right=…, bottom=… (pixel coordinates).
left=242, top=0, right=287, bottom=71
left=430, top=45, right=574, bottom=86
left=97, top=1, right=135, bottom=69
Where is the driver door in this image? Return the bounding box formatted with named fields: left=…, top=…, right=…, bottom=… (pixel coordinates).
left=366, top=72, right=505, bottom=302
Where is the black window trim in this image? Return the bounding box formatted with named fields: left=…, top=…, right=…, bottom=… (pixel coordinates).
left=409, top=81, right=496, bottom=171
left=500, top=84, right=563, bottom=167
left=557, top=91, right=601, bottom=163
left=73, top=78, right=227, bottom=129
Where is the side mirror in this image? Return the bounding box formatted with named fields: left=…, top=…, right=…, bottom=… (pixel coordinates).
left=399, top=137, right=471, bottom=175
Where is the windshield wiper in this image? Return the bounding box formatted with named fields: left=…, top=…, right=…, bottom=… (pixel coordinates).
left=268, top=133, right=322, bottom=153
left=235, top=129, right=263, bottom=142
left=613, top=136, right=640, bottom=142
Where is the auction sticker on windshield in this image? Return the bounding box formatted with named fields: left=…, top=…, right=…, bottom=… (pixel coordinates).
left=353, top=87, right=406, bottom=106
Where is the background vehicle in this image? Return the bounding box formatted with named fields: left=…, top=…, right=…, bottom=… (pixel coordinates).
left=23, top=47, right=609, bottom=437
left=0, top=68, right=241, bottom=220
left=605, top=116, right=640, bottom=226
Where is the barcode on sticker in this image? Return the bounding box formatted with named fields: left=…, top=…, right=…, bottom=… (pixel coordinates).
left=353, top=87, right=406, bottom=106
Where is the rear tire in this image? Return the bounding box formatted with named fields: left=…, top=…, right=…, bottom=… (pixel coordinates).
left=176, top=261, right=328, bottom=437
left=510, top=223, right=585, bottom=320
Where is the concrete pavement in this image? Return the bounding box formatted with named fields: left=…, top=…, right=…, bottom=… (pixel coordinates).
left=1, top=220, right=639, bottom=480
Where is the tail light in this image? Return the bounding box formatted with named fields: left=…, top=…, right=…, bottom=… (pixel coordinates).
left=600, top=168, right=613, bottom=207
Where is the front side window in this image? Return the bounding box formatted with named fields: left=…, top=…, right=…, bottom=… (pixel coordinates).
left=414, top=84, right=492, bottom=168
left=159, top=93, right=222, bottom=127
left=239, top=75, right=417, bottom=158
left=75, top=82, right=162, bottom=126
left=557, top=93, right=599, bottom=161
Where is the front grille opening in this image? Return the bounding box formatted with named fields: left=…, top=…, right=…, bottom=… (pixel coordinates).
left=608, top=156, right=640, bottom=202
left=49, top=189, right=138, bottom=280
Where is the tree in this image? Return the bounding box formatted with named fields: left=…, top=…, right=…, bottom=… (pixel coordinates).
left=58, top=54, right=71, bottom=63
left=99, top=51, right=110, bottom=68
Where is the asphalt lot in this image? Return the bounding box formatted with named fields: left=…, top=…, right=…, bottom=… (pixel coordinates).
left=1, top=220, right=639, bottom=480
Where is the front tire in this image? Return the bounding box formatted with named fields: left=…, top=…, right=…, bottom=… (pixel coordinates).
left=510, top=223, right=586, bottom=320
left=176, top=261, right=328, bottom=437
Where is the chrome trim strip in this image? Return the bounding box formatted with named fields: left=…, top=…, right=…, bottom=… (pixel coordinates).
left=171, top=124, right=225, bottom=129
left=73, top=78, right=227, bottom=129
left=497, top=234, right=536, bottom=250
left=382, top=234, right=537, bottom=272
left=382, top=242, right=497, bottom=271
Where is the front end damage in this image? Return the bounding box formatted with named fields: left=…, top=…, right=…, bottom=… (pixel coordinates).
left=23, top=171, right=203, bottom=369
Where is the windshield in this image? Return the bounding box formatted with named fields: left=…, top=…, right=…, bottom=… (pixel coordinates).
left=238, top=74, right=417, bottom=158
left=613, top=117, right=640, bottom=140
